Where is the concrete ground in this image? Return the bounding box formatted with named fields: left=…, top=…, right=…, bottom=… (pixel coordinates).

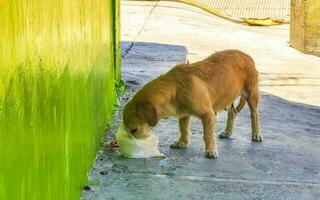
left=81, top=1, right=320, bottom=199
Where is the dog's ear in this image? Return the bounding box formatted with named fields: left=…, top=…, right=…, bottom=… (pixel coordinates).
left=136, top=102, right=158, bottom=127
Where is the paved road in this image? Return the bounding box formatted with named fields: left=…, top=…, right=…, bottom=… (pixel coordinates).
left=81, top=1, right=320, bottom=199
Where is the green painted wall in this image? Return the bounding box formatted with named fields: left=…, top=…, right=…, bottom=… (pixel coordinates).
left=0, top=0, right=120, bottom=199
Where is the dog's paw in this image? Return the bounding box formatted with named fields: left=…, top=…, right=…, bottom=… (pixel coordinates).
left=219, top=131, right=231, bottom=139
left=205, top=150, right=218, bottom=159
left=170, top=141, right=188, bottom=149
left=252, top=134, right=263, bottom=142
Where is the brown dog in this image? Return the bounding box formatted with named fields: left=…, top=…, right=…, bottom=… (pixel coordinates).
left=123, top=49, right=262, bottom=159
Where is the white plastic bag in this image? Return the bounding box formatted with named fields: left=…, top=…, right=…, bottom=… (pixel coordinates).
left=116, top=123, right=165, bottom=158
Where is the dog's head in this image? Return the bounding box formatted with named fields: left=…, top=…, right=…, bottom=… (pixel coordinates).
left=123, top=101, right=158, bottom=138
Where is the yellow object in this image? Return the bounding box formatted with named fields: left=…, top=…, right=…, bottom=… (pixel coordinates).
left=290, top=0, right=320, bottom=56
left=243, top=18, right=285, bottom=26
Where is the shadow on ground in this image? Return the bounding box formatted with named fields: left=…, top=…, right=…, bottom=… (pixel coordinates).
left=81, top=41, right=320, bottom=200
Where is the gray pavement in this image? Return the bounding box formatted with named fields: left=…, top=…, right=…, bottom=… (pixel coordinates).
left=81, top=1, right=320, bottom=199
left=81, top=41, right=320, bottom=200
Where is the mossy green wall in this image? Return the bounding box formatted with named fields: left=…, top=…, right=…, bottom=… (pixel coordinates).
left=0, top=0, right=120, bottom=199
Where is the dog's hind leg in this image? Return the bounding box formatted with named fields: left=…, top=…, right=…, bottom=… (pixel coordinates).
left=235, top=96, right=246, bottom=113
left=201, top=112, right=218, bottom=159
left=170, top=116, right=190, bottom=149
left=246, top=86, right=263, bottom=142
left=219, top=96, right=246, bottom=139
left=219, top=105, right=236, bottom=138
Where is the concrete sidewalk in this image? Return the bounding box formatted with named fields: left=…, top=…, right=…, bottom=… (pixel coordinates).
left=81, top=1, right=320, bottom=199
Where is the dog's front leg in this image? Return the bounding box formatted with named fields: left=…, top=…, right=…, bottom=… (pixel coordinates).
left=201, top=112, right=218, bottom=159
left=170, top=116, right=190, bottom=149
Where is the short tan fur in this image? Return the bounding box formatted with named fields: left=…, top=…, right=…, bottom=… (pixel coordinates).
left=123, top=49, right=262, bottom=159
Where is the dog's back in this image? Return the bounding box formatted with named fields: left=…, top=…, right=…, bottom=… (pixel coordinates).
left=168, top=49, right=259, bottom=114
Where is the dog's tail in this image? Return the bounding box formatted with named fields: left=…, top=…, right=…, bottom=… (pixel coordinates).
left=232, top=96, right=246, bottom=115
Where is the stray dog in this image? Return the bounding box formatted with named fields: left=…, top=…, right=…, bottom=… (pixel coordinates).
left=123, top=50, right=262, bottom=159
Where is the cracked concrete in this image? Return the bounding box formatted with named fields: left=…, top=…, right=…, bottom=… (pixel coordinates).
left=81, top=1, right=320, bottom=199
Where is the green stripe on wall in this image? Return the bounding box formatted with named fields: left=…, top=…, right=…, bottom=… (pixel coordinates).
left=0, top=0, right=120, bottom=199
